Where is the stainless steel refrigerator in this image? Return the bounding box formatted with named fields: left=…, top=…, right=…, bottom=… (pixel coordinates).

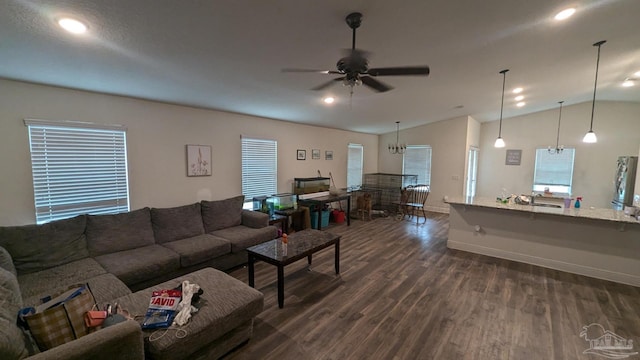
left=612, top=156, right=638, bottom=210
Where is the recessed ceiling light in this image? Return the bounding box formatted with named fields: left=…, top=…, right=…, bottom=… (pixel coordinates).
left=58, top=18, right=87, bottom=34
left=512, top=87, right=523, bottom=94
left=554, top=8, right=576, bottom=21
left=514, top=95, right=524, bottom=101
left=323, top=97, right=335, bottom=104
left=516, top=102, right=526, bottom=107
left=622, top=80, right=635, bottom=87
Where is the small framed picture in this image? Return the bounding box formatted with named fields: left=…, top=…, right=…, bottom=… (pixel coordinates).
left=297, top=149, right=306, bottom=160
left=325, top=150, right=333, bottom=160
left=312, top=149, right=321, bottom=160
left=186, top=145, right=212, bottom=177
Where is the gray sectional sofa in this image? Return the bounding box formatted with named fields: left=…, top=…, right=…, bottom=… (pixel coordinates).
left=0, top=195, right=278, bottom=360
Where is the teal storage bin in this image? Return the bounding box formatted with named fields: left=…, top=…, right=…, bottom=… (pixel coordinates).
left=310, top=209, right=331, bottom=229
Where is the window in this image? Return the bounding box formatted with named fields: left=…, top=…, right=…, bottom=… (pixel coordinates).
left=466, top=147, right=479, bottom=197
left=26, top=119, right=129, bottom=224
left=533, top=148, right=575, bottom=194
left=347, top=143, right=363, bottom=189
left=403, top=145, right=432, bottom=185
left=241, top=137, right=277, bottom=208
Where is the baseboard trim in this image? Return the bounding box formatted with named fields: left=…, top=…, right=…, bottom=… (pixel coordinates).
left=447, top=240, right=640, bottom=287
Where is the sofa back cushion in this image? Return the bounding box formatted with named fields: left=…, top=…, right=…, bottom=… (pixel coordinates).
left=86, top=208, right=155, bottom=256
left=151, top=203, right=205, bottom=244
left=201, top=195, right=245, bottom=232
left=0, top=215, right=89, bottom=275
left=0, top=267, right=28, bottom=359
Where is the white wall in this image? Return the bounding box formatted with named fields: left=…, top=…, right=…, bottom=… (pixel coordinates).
left=0, top=79, right=378, bottom=225
left=378, top=116, right=471, bottom=213
left=477, top=101, right=640, bottom=208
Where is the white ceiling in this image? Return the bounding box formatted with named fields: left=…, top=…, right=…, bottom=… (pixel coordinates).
left=1, top=0, right=639, bottom=134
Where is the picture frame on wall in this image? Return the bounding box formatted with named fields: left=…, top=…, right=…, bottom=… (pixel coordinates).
left=297, top=149, right=306, bottom=160
left=312, top=149, right=320, bottom=160
left=186, top=144, right=212, bottom=176
left=325, top=150, right=333, bottom=160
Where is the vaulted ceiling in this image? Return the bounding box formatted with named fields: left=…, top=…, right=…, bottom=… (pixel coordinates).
left=1, top=0, right=639, bottom=134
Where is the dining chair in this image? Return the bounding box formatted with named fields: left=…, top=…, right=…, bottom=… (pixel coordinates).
left=405, top=184, right=430, bottom=224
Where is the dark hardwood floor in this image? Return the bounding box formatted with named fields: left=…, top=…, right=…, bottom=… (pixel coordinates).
left=224, top=213, right=640, bottom=360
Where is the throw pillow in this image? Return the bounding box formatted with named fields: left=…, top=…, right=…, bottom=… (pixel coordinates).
left=0, top=215, right=89, bottom=275
left=201, top=195, right=245, bottom=232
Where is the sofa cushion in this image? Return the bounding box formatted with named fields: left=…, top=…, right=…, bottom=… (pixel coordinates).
left=113, top=267, right=264, bottom=360
left=0, top=268, right=28, bottom=359
left=18, top=257, right=107, bottom=305
left=161, top=234, right=231, bottom=267
left=201, top=195, right=244, bottom=232
left=0, top=215, right=89, bottom=275
left=211, top=225, right=278, bottom=253
left=86, top=208, right=155, bottom=256
left=94, top=245, right=180, bottom=286
left=0, top=246, right=16, bottom=277
left=151, top=203, right=205, bottom=244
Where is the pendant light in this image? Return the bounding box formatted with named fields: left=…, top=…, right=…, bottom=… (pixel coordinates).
left=388, top=121, right=406, bottom=154
left=494, top=69, right=509, bottom=148
left=548, top=101, right=564, bottom=154
left=583, top=40, right=606, bottom=143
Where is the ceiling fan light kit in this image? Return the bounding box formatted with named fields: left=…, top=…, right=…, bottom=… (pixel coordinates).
left=494, top=69, right=509, bottom=148
left=283, top=12, right=430, bottom=95
left=583, top=40, right=606, bottom=144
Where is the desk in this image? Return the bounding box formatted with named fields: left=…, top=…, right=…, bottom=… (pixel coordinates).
left=299, top=193, right=351, bottom=230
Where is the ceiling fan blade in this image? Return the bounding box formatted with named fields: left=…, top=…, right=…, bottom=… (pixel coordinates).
left=282, top=68, right=342, bottom=74
left=367, top=66, right=430, bottom=77
left=360, top=76, right=393, bottom=92
left=311, top=77, right=345, bottom=91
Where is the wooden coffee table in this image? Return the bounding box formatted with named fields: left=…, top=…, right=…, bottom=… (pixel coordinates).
left=247, top=229, right=341, bottom=308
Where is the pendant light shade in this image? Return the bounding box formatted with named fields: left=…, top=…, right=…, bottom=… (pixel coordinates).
left=583, top=40, right=606, bottom=143
left=495, top=69, right=509, bottom=148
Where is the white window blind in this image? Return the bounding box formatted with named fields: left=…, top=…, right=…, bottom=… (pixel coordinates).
left=241, top=137, right=277, bottom=202
left=347, top=143, right=363, bottom=189
left=26, top=120, right=130, bottom=224
left=403, top=145, right=432, bottom=185
left=533, top=148, right=575, bottom=194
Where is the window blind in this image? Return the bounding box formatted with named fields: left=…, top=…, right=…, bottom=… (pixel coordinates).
left=403, top=145, right=432, bottom=185
left=26, top=121, right=129, bottom=224
left=533, top=148, right=575, bottom=188
left=241, top=137, right=277, bottom=201
left=347, top=143, right=363, bottom=189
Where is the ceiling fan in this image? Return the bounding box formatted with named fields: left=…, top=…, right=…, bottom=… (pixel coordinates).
left=283, top=12, right=430, bottom=93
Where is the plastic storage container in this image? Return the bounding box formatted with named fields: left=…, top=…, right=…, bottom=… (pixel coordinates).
left=310, top=209, right=331, bottom=229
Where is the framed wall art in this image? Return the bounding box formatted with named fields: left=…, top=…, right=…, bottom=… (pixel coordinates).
left=505, top=149, right=522, bottom=166
left=325, top=150, right=333, bottom=160
left=297, top=149, right=306, bottom=160
left=312, top=149, right=320, bottom=160
left=186, top=144, right=212, bottom=176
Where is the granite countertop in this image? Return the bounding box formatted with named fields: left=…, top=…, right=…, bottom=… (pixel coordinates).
left=447, top=196, right=640, bottom=225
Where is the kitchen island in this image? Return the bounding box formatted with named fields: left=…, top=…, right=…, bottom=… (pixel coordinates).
left=447, top=197, right=640, bottom=286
